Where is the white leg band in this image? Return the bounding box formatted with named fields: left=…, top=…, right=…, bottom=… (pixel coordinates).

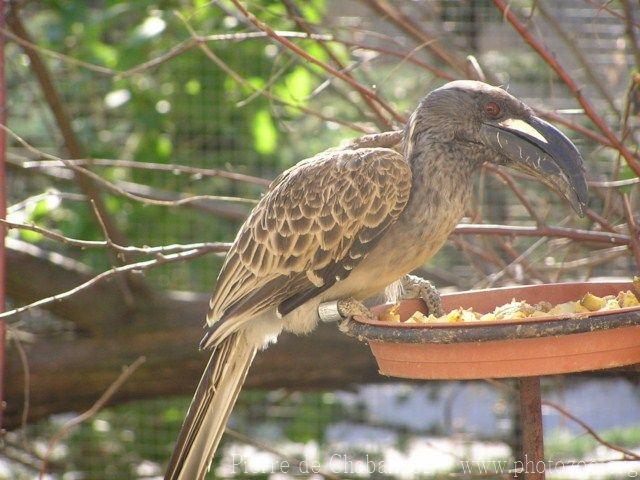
left=318, top=301, right=344, bottom=323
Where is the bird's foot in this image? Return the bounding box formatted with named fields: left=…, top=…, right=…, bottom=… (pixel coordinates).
left=317, top=297, right=374, bottom=326
left=336, top=297, right=374, bottom=321
left=400, top=274, right=444, bottom=317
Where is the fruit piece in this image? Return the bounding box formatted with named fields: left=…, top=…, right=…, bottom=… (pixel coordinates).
left=479, top=313, right=496, bottom=322
left=617, top=290, right=640, bottom=308
left=580, top=293, right=606, bottom=311
left=441, top=308, right=464, bottom=323
left=423, top=314, right=441, bottom=323
left=601, top=298, right=621, bottom=311
left=380, top=304, right=401, bottom=322
left=533, top=301, right=552, bottom=313
left=547, top=301, right=588, bottom=316
left=460, top=309, right=479, bottom=322
left=530, top=310, right=549, bottom=318
left=493, top=300, right=535, bottom=320
left=633, top=276, right=640, bottom=296
left=407, top=311, right=430, bottom=323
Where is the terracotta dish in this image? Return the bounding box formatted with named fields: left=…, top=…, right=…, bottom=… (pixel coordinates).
left=344, top=281, right=640, bottom=380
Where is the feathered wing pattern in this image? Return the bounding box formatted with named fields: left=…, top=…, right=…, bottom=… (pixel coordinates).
left=166, top=143, right=411, bottom=480
left=204, top=146, right=412, bottom=346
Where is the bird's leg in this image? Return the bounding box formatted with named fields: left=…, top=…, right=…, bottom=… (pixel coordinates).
left=399, top=274, right=444, bottom=316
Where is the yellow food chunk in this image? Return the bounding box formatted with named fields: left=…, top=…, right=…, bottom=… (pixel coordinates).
left=601, top=298, right=621, bottom=311
left=423, top=314, right=441, bottom=323
left=493, top=300, right=535, bottom=320
left=379, top=304, right=401, bottom=322
left=381, top=287, right=638, bottom=324
left=546, top=301, right=588, bottom=316
left=580, top=293, right=606, bottom=312
left=460, top=309, right=480, bottom=322
left=441, top=308, right=464, bottom=323
left=406, top=311, right=430, bottom=323
left=617, top=290, right=640, bottom=308
left=533, top=301, right=553, bottom=313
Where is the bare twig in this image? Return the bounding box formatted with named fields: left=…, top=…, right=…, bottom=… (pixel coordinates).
left=229, top=0, right=406, bottom=124
left=584, top=0, right=640, bottom=28
left=2, top=125, right=259, bottom=206
left=493, top=0, right=640, bottom=176
left=39, top=357, right=146, bottom=478
left=621, top=0, right=640, bottom=69
left=454, top=224, right=630, bottom=246
left=621, top=194, right=640, bottom=269
left=20, top=159, right=272, bottom=187
left=0, top=248, right=221, bottom=320
left=6, top=5, right=128, bottom=246
left=1, top=218, right=231, bottom=255
left=535, top=0, right=618, bottom=115
left=361, top=0, right=466, bottom=75
left=483, top=164, right=544, bottom=225
left=281, top=0, right=393, bottom=129
left=543, top=400, right=640, bottom=460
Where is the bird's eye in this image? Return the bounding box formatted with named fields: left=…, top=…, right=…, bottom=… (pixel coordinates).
left=484, top=102, right=501, bottom=117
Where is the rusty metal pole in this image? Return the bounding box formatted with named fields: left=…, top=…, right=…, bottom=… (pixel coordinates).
left=518, top=377, right=545, bottom=480
left=0, top=0, right=7, bottom=429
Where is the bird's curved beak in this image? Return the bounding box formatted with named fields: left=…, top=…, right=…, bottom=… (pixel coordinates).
left=481, top=116, right=588, bottom=216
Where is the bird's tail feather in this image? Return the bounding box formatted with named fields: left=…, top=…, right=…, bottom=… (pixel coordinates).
left=165, top=332, right=256, bottom=480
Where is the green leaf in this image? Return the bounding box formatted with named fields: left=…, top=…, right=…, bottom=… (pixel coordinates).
left=184, top=78, right=201, bottom=95
left=156, top=135, right=173, bottom=158
left=20, top=229, right=43, bottom=243
left=274, top=67, right=313, bottom=108
left=88, top=41, right=119, bottom=68
left=252, top=110, right=278, bottom=155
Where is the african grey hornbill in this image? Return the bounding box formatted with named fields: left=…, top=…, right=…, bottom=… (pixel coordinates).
left=165, top=80, right=588, bottom=479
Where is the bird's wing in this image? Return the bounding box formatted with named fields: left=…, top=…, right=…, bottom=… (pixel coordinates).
left=205, top=146, right=411, bottom=339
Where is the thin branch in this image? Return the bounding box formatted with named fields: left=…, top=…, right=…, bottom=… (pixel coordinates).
left=543, top=400, right=640, bottom=461
left=20, top=159, right=272, bottom=187
left=6, top=5, right=128, bottom=246
left=483, top=164, right=544, bottom=225
left=584, top=0, right=640, bottom=28
left=621, top=0, right=640, bottom=69
left=453, top=223, right=630, bottom=246
left=493, top=0, right=640, bottom=177
left=621, top=193, right=640, bottom=269
left=176, top=14, right=375, bottom=133
left=0, top=248, right=219, bottom=320
left=1, top=218, right=231, bottom=255
left=281, top=0, right=393, bottom=129
left=228, top=0, right=406, bottom=124
left=2, top=125, right=259, bottom=206
left=39, top=357, right=146, bottom=479
left=535, top=0, right=618, bottom=115
left=589, top=177, right=640, bottom=188
left=361, top=0, right=466, bottom=75
left=8, top=190, right=86, bottom=213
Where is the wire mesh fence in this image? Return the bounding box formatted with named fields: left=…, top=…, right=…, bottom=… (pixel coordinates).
left=4, top=0, right=640, bottom=478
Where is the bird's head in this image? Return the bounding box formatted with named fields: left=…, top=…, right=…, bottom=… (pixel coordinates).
left=406, top=80, right=588, bottom=216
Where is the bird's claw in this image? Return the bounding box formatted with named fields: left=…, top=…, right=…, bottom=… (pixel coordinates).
left=400, top=274, right=444, bottom=317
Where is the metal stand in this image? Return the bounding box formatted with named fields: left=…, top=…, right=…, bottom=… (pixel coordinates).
left=518, top=377, right=545, bottom=480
